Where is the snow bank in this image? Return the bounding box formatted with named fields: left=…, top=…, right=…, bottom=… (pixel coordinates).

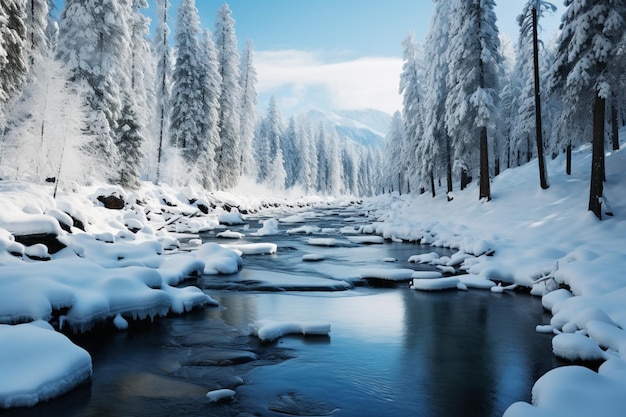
left=222, top=242, right=277, bottom=255
left=0, top=321, right=92, bottom=409
left=410, top=277, right=464, bottom=291
left=365, top=141, right=626, bottom=417
left=249, top=319, right=331, bottom=342
left=347, top=235, right=384, bottom=244
left=360, top=268, right=415, bottom=282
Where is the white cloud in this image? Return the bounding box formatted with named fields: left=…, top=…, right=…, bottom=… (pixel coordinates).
left=255, top=50, right=402, bottom=116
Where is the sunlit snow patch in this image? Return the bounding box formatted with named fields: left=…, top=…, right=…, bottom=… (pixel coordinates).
left=249, top=319, right=331, bottom=342
left=0, top=321, right=92, bottom=409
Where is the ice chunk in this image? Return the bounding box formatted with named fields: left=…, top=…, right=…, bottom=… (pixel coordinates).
left=302, top=254, right=325, bottom=262
left=206, top=388, right=236, bottom=403
left=218, top=210, right=245, bottom=225
left=216, top=230, right=245, bottom=239
left=360, top=268, right=415, bottom=281
left=113, top=314, right=128, bottom=330
left=411, top=271, right=443, bottom=279
left=278, top=214, right=306, bottom=224
left=307, top=238, right=345, bottom=247
left=253, top=218, right=280, bottom=236
left=408, top=252, right=440, bottom=264
left=0, top=321, right=92, bottom=409
left=222, top=243, right=277, bottom=255
left=249, top=319, right=331, bottom=342
left=347, top=235, right=384, bottom=244
left=286, top=225, right=321, bottom=235
left=410, top=277, right=462, bottom=291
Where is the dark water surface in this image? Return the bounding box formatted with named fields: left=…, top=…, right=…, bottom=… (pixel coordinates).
left=3, top=206, right=563, bottom=417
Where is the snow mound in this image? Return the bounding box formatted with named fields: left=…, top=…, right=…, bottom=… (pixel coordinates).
left=302, top=254, right=325, bottom=262
left=360, top=268, right=415, bottom=281
left=206, top=388, right=236, bottom=403
left=278, top=214, right=306, bottom=223
left=286, top=225, right=321, bottom=235
left=216, top=230, right=245, bottom=239
left=222, top=242, right=277, bottom=255
left=307, top=238, right=345, bottom=247
left=410, top=277, right=463, bottom=291
left=249, top=319, right=331, bottom=342
left=408, top=252, right=441, bottom=264
left=347, top=235, right=384, bottom=244
left=253, top=218, right=280, bottom=236
left=552, top=333, right=606, bottom=361
left=217, top=209, right=245, bottom=225
left=195, top=243, right=242, bottom=275
left=0, top=321, right=92, bottom=409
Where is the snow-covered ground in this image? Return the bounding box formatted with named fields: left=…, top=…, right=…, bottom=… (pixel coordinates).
left=364, top=139, right=626, bottom=417
left=0, top=179, right=343, bottom=409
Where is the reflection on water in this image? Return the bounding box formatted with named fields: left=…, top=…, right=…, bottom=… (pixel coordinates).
left=210, top=288, right=561, bottom=417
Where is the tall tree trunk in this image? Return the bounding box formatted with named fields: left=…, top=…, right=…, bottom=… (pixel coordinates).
left=588, top=94, right=605, bottom=219
left=460, top=169, right=470, bottom=190
left=566, top=142, right=572, bottom=175
left=611, top=100, right=619, bottom=151
left=532, top=7, right=549, bottom=189
left=430, top=170, right=436, bottom=198
left=479, top=126, right=491, bottom=201
left=446, top=135, right=453, bottom=199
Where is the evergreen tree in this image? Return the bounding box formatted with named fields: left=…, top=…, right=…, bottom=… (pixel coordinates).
left=282, top=116, right=299, bottom=188
left=169, top=0, right=204, bottom=165
left=0, top=0, right=28, bottom=108
left=255, top=96, right=283, bottom=183
left=25, top=0, right=50, bottom=69
left=214, top=2, right=241, bottom=188
left=116, top=93, right=144, bottom=189
left=57, top=0, right=134, bottom=181
left=552, top=0, right=626, bottom=218
left=382, top=111, right=406, bottom=193
left=422, top=0, right=453, bottom=198
left=197, top=29, right=221, bottom=189
left=239, top=39, right=258, bottom=179
left=154, top=0, right=171, bottom=183
left=399, top=31, right=424, bottom=194
left=445, top=0, right=503, bottom=200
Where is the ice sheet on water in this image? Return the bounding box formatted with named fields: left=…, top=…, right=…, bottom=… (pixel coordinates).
left=410, top=277, right=462, bottom=291
left=286, top=225, right=321, bottom=235
left=360, top=268, right=415, bottom=281
left=347, top=235, right=384, bottom=244
left=221, top=242, right=277, bottom=255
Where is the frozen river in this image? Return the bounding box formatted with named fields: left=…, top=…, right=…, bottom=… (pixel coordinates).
left=4, top=206, right=564, bottom=417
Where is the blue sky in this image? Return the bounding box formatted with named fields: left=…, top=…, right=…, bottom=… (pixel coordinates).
left=54, top=1, right=562, bottom=116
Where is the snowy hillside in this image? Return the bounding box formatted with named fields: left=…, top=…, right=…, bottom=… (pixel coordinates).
left=304, top=109, right=389, bottom=148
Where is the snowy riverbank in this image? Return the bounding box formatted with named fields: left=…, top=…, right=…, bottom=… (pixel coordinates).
left=364, top=141, right=626, bottom=417
left=0, top=178, right=345, bottom=408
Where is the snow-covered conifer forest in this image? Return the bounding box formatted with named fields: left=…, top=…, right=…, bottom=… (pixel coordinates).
left=2, top=0, right=626, bottom=415
left=0, top=0, right=381, bottom=196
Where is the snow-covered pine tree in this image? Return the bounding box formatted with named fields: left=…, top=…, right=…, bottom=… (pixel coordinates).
left=382, top=111, right=406, bottom=194
left=315, top=123, right=330, bottom=194
left=445, top=0, right=503, bottom=200
left=399, top=31, right=424, bottom=195
left=266, top=148, right=287, bottom=190
left=116, top=92, right=144, bottom=190
left=0, top=0, right=28, bottom=108
left=341, top=139, right=360, bottom=196
left=551, top=0, right=626, bottom=219
left=282, top=116, right=300, bottom=188
left=45, top=0, right=58, bottom=52
left=255, top=96, right=283, bottom=183
left=169, top=0, right=204, bottom=168
left=239, top=38, right=258, bottom=179
left=214, top=2, right=242, bottom=188
left=515, top=0, right=555, bottom=190
left=57, top=0, right=134, bottom=182
left=196, top=29, right=221, bottom=189
left=326, top=130, right=343, bottom=196
left=25, top=0, right=50, bottom=70
left=422, top=0, right=453, bottom=198
left=154, top=0, right=171, bottom=184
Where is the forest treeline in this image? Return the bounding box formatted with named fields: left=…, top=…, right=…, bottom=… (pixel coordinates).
left=0, top=0, right=380, bottom=196
left=381, top=0, right=625, bottom=219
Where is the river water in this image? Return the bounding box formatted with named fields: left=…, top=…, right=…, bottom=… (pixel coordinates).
left=4, top=205, right=564, bottom=417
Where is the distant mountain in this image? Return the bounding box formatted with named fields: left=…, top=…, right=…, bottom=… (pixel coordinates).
left=303, top=109, right=391, bottom=149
